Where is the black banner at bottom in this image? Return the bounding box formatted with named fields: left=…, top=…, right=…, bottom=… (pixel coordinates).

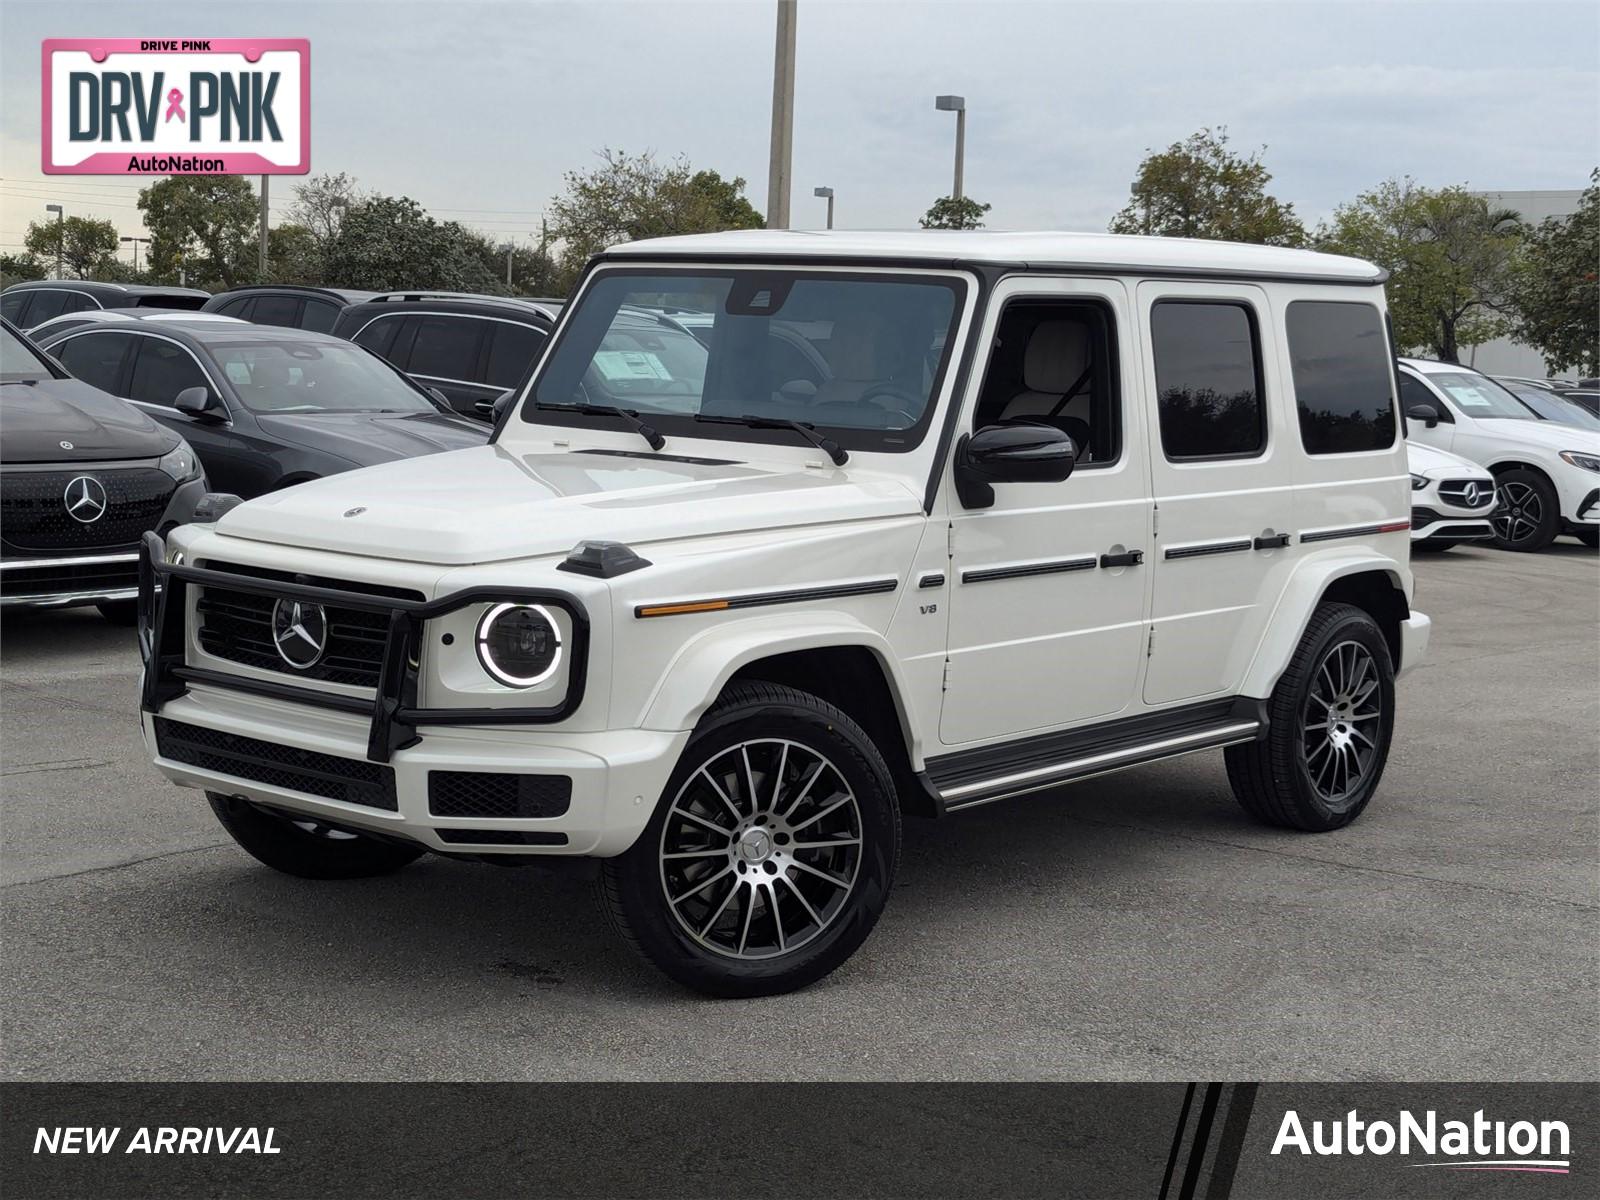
left=2, top=1082, right=1592, bottom=1198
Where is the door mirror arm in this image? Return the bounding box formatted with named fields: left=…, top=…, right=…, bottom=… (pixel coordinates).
left=1405, top=403, right=1439, bottom=429
left=954, top=422, right=1077, bottom=509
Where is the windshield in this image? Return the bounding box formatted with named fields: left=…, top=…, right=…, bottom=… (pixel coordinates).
left=1, top=325, right=57, bottom=382
left=1509, top=386, right=1600, bottom=429
left=526, top=269, right=965, bottom=452
left=1430, top=371, right=1535, bottom=420
left=211, top=341, right=437, bottom=415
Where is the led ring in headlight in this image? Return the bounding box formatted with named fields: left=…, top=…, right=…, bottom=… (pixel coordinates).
left=475, top=603, right=562, bottom=687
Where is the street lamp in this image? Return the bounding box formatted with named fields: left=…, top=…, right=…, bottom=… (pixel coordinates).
left=120, top=236, right=150, bottom=274
left=813, top=187, right=834, bottom=230
left=934, top=95, right=966, bottom=201
left=45, top=204, right=64, bottom=278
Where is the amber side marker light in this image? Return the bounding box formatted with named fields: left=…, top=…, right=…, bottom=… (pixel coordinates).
left=636, top=599, right=731, bottom=618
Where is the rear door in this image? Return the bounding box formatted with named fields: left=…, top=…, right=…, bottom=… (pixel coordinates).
left=404, top=314, right=493, bottom=417
left=1138, top=282, right=1290, bottom=705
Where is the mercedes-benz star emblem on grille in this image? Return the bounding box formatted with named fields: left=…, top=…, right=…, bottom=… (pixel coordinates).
left=271, top=599, right=330, bottom=670
left=59, top=440, right=74, bottom=450
left=62, top=475, right=108, bottom=524
left=1463, top=482, right=1482, bottom=506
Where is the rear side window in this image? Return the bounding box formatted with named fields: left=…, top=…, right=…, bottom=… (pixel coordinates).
left=484, top=322, right=546, bottom=388
left=128, top=337, right=210, bottom=407
left=22, top=291, right=73, bottom=325
left=352, top=314, right=402, bottom=357
left=1150, top=300, right=1266, bottom=459
left=408, top=315, right=485, bottom=382
left=302, top=299, right=340, bottom=333
left=250, top=294, right=304, bottom=328
left=1, top=293, right=27, bottom=323
left=1286, top=301, right=1396, bottom=453
left=55, top=331, right=134, bottom=394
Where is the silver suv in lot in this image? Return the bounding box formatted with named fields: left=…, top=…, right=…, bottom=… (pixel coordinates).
left=139, top=231, right=1429, bottom=995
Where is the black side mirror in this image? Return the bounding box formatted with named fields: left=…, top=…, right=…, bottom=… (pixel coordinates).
left=1406, top=403, right=1439, bottom=429
left=492, top=389, right=516, bottom=419
left=427, top=386, right=451, bottom=408
left=955, top=422, right=1076, bottom=509
left=174, top=386, right=225, bottom=423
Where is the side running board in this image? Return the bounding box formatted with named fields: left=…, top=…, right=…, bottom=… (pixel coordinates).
left=923, top=697, right=1268, bottom=813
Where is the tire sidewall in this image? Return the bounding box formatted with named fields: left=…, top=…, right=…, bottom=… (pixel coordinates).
left=1492, top=470, right=1560, bottom=552
left=610, top=693, right=899, bottom=997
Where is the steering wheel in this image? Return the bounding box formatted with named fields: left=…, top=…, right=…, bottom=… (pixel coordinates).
left=850, top=382, right=922, bottom=428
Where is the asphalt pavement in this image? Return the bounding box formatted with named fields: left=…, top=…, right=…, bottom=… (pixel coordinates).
left=2, top=541, right=1596, bottom=1082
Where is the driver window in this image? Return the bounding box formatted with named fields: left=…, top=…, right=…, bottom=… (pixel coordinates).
left=972, top=299, right=1121, bottom=466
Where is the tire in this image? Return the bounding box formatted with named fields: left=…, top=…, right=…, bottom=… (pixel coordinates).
left=1491, top=469, right=1560, bottom=551
left=207, top=792, right=426, bottom=879
left=600, top=682, right=901, bottom=998
left=1575, top=527, right=1599, bottom=549
left=96, top=599, right=140, bottom=625
left=1226, top=602, right=1395, bottom=832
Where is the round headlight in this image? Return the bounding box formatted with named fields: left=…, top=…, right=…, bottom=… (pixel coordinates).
left=475, top=603, right=562, bottom=687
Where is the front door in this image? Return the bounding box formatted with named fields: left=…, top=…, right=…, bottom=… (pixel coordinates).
left=940, top=277, right=1152, bottom=746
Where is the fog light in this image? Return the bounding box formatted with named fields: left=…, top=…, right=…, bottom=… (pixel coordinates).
left=475, top=603, right=561, bottom=687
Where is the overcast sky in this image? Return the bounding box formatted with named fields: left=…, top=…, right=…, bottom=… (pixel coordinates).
left=2, top=0, right=1595, bottom=264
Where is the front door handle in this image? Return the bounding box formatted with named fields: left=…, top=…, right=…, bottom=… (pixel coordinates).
left=1253, top=533, right=1292, bottom=550
left=1099, top=549, right=1144, bottom=568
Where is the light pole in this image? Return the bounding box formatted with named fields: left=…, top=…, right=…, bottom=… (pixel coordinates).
left=813, top=187, right=834, bottom=229
left=503, top=242, right=515, bottom=287
left=45, top=204, right=63, bottom=278
left=934, top=95, right=966, bottom=201
left=766, top=0, right=798, bottom=229
left=120, top=235, right=150, bottom=274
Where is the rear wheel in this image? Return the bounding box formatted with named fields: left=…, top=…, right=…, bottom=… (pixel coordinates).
left=1491, top=469, right=1560, bottom=551
left=600, top=682, right=900, bottom=998
left=207, top=792, right=425, bottom=879
left=1226, top=603, right=1395, bottom=832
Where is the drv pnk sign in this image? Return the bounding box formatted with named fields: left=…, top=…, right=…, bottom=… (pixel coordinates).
left=42, top=38, right=309, bottom=175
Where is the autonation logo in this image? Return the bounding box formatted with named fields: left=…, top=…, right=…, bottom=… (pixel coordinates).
left=1272, top=1108, right=1572, bottom=1175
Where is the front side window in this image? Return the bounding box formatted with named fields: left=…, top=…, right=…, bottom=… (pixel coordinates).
left=408, top=315, right=485, bottom=382
left=128, top=337, right=210, bottom=407
left=526, top=269, right=965, bottom=452
left=211, top=340, right=435, bottom=414
left=54, top=331, right=134, bottom=394
left=1150, top=300, right=1266, bottom=459
left=1286, top=301, right=1397, bottom=454
left=352, top=314, right=403, bottom=357
left=1, top=293, right=27, bottom=323
left=22, top=290, right=73, bottom=325
left=1429, top=371, right=1534, bottom=420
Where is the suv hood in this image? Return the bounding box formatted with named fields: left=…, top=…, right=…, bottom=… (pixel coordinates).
left=1475, top=417, right=1600, bottom=453
left=214, top=444, right=923, bottom=565
left=1405, top=439, right=1489, bottom=477
left=1, top=377, right=177, bottom=463
left=252, top=410, right=489, bottom=465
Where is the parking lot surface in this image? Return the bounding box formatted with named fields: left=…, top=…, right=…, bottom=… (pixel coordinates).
left=2, top=543, right=1595, bottom=1082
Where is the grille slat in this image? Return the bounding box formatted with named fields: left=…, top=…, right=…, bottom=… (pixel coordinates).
left=195, top=561, right=423, bottom=689
left=154, top=718, right=397, bottom=811
left=1, top=468, right=174, bottom=549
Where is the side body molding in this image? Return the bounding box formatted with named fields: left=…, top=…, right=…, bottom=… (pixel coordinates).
left=1238, top=549, right=1411, bottom=698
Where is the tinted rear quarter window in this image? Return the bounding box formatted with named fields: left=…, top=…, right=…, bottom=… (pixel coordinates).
left=128, top=337, right=210, bottom=407
left=250, top=294, right=304, bottom=328
left=302, top=299, right=340, bottom=333
left=1150, top=300, right=1266, bottom=459
left=408, top=315, right=485, bottom=382
left=1286, top=301, right=1396, bottom=453
left=55, top=331, right=134, bottom=394
left=484, top=322, right=545, bottom=388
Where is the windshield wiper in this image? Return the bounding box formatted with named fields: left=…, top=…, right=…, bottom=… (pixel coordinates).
left=694, top=414, right=848, bottom=465
left=537, top=401, right=665, bottom=451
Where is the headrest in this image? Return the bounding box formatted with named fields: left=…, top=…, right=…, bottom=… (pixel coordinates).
left=1023, top=320, right=1090, bottom=394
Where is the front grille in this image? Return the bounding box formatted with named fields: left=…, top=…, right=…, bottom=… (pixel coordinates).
left=436, top=828, right=568, bottom=846
left=0, top=555, right=138, bottom=599
left=1437, top=479, right=1496, bottom=510
left=429, top=772, right=572, bottom=819
left=195, top=561, right=423, bottom=689
left=154, top=717, right=397, bottom=810
left=1, top=467, right=175, bottom=549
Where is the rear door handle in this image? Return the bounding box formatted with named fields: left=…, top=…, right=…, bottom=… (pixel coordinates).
left=1099, top=549, right=1144, bottom=568
left=1253, top=533, right=1292, bottom=550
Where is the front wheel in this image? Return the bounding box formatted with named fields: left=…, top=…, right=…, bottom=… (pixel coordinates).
left=600, top=682, right=901, bottom=998
left=1226, top=603, right=1396, bottom=832
left=1491, top=469, right=1560, bottom=551
left=208, top=792, right=426, bottom=879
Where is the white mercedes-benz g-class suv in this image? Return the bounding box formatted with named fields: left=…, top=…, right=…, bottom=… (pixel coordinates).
left=138, top=231, right=1430, bottom=997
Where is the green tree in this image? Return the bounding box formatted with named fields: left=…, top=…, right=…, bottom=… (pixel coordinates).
left=920, top=195, right=992, bottom=230
left=322, top=195, right=500, bottom=292
left=267, top=222, right=322, bottom=285
left=137, top=175, right=261, bottom=289
left=547, top=150, right=764, bottom=286
left=286, top=171, right=363, bottom=280
left=1110, top=128, right=1305, bottom=246
left=23, top=215, right=121, bottom=277
left=1318, top=179, right=1522, bottom=362
left=1507, top=170, right=1598, bottom=377
left=1, top=251, right=48, bottom=288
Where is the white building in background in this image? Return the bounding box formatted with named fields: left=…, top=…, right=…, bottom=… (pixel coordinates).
left=1465, top=188, right=1585, bottom=380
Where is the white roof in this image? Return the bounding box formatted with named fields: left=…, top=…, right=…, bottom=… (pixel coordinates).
left=603, top=229, right=1385, bottom=284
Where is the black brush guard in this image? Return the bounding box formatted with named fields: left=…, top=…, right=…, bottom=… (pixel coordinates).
left=138, top=532, right=589, bottom=764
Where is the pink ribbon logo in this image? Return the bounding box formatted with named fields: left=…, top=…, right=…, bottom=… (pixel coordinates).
left=164, top=88, right=185, bottom=123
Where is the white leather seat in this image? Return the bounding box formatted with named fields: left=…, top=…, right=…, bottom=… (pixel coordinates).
left=998, top=320, right=1094, bottom=457
left=813, top=315, right=899, bottom=408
